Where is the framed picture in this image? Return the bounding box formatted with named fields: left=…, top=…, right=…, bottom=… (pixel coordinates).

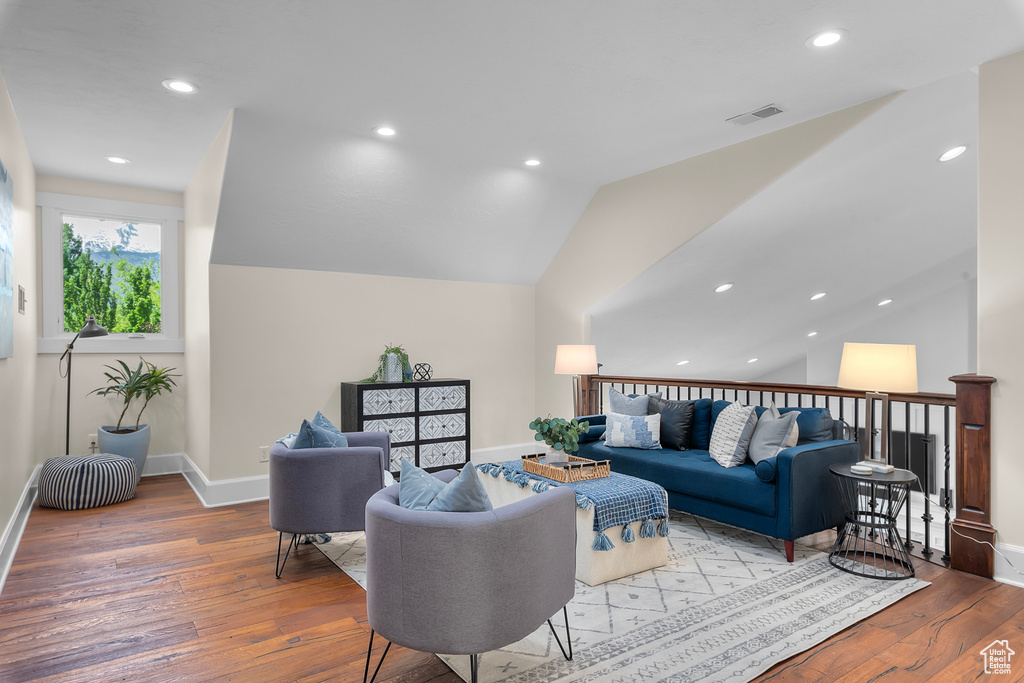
left=0, top=155, right=12, bottom=358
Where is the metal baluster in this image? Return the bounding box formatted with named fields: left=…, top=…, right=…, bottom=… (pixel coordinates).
left=798, top=393, right=803, bottom=407
left=922, top=407, right=933, bottom=557
left=905, top=402, right=913, bottom=551
left=943, top=406, right=952, bottom=563
left=886, top=399, right=893, bottom=465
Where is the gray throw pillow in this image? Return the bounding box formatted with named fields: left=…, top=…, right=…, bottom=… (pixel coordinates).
left=608, top=386, right=662, bottom=416
left=709, top=402, right=758, bottom=468
left=748, top=403, right=800, bottom=464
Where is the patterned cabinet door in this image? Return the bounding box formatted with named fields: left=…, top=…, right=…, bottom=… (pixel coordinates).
left=362, top=388, right=415, bottom=415
left=419, top=441, right=467, bottom=468
left=362, top=416, right=416, bottom=443
left=389, top=445, right=416, bottom=472
left=418, top=413, right=466, bottom=441
left=419, top=385, right=467, bottom=412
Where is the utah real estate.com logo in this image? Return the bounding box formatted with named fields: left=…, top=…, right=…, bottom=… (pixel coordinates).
left=980, top=640, right=1015, bottom=675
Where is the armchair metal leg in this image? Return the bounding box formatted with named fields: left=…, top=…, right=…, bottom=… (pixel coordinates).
left=275, top=532, right=299, bottom=579
left=547, top=605, right=573, bottom=661
left=363, top=629, right=392, bottom=683
left=470, top=653, right=479, bottom=683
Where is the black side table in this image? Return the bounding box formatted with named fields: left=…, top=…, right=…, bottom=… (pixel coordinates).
left=828, top=464, right=918, bottom=580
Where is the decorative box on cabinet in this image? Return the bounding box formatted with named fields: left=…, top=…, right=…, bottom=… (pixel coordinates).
left=341, top=379, right=470, bottom=474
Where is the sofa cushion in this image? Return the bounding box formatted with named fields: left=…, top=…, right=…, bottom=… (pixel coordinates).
left=582, top=441, right=775, bottom=516
left=711, top=401, right=833, bottom=445
left=755, top=458, right=777, bottom=483
left=606, top=412, right=662, bottom=449
left=709, top=402, right=758, bottom=468
left=688, top=398, right=715, bottom=450
left=648, top=396, right=695, bottom=450
left=609, top=386, right=661, bottom=416
left=748, top=403, right=799, bottom=463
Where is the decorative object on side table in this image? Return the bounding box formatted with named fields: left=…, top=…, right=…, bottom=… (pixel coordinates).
left=413, top=362, right=432, bottom=381
left=59, top=314, right=109, bottom=455
left=837, top=342, right=918, bottom=466
left=529, top=415, right=590, bottom=455
left=362, top=344, right=413, bottom=383
left=554, top=344, right=598, bottom=416
left=90, top=358, right=180, bottom=483
left=829, top=463, right=918, bottom=579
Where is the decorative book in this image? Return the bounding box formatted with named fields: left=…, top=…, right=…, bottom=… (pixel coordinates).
left=857, top=459, right=895, bottom=474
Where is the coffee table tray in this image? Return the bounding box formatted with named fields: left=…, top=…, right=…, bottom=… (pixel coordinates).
left=522, top=453, right=610, bottom=483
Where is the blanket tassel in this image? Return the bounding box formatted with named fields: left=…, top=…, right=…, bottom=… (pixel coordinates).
left=592, top=530, right=614, bottom=551
left=621, top=524, right=635, bottom=543
left=657, top=518, right=671, bottom=537
left=639, top=518, right=655, bottom=539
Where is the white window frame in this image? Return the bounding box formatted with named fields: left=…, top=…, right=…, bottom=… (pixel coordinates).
left=38, top=192, right=184, bottom=354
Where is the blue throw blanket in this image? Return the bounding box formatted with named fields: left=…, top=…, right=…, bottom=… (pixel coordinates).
left=476, top=460, right=669, bottom=551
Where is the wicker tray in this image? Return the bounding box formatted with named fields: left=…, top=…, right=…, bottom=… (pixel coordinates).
left=522, top=453, right=611, bottom=483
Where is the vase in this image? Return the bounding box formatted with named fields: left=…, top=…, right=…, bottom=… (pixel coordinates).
left=384, top=352, right=403, bottom=382
left=97, top=424, right=151, bottom=484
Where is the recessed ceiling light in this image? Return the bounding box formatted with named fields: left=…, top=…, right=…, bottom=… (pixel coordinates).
left=807, top=331, right=818, bottom=337
left=676, top=360, right=690, bottom=366
left=161, top=79, right=197, bottom=94
left=715, top=283, right=733, bottom=293
left=938, top=145, right=967, bottom=162
left=810, top=292, right=827, bottom=301
left=524, top=159, right=541, bottom=167
left=374, top=126, right=396, bottom=137
left=807, top=29, right=846, bottom=48
left=878, top=299, right=893, bottom=306
left=105, top=156, right=130, bottom=164
left=747, top=358, right=759, bottom=363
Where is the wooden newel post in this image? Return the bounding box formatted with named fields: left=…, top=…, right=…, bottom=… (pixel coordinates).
left=579, top=375, right=600, bottom=417
left=948, top=373, right=997, bottom=578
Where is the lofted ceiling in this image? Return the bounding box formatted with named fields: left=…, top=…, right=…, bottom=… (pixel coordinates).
left=589, top=71, right=978, bottom=385
left=0, top=1, right=1023, bottom=284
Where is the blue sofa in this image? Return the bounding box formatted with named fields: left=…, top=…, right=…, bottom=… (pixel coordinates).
left=577, top=399, right=859, bottom=561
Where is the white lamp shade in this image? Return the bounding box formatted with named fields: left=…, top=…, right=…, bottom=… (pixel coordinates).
left=837, top=343, right=918, bottom=393
left=554, top=345, right=598, bottom=375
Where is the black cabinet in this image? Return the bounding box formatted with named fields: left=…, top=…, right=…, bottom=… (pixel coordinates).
left=341, top=379, right=470, bottom=473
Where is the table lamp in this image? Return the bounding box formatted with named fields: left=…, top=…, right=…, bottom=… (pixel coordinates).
left=837, top=342, right=918, bottom=464
left=554, top=345, right=598, bottom=417
left=59, top=315, right=109, bottom=455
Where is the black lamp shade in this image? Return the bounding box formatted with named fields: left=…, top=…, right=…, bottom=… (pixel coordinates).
left=78, top=315, right=109, bottom=339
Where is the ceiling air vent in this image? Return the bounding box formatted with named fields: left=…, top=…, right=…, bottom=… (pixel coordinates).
left=726, top=104, right=784, bottom=126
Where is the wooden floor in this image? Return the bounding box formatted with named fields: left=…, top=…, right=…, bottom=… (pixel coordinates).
left=1, top=475, right=1022, bottom=682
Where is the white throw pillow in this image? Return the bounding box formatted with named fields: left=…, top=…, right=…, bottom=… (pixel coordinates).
left=747, top=403, right=800, bottom=464
left=606, top=412, right=662, bottom=450
left=709, top=402, right=758, bottom=467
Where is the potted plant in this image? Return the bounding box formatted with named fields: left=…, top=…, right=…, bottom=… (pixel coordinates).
left=91, top=358, right=179, bottom=483
left=362, top=344, right=413, bottom=383
left=529, top=415, right=590, bottom=456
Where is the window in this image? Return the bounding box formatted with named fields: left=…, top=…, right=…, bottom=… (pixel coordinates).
left=39, top=192, right=183, bottom=353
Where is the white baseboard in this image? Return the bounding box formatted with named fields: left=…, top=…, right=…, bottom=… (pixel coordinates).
left=995, top=542, right=1024, bottom=588
left=179, top=453, right=269, bottom=508
left=141, top=452, right=187, bottom=477
left=471, top=442, right=538, bottom=464
left=0, top=465, right=42, bottom=596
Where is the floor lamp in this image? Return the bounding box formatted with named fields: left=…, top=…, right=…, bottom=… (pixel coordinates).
left=837, top=342, right=918, bottom=464
left=554, top=345, right=598, bottom=417
left=60, top=315, right=108, bottom=455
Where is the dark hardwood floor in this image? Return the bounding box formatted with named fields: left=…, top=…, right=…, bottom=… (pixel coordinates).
left=1, top=474, right=1022, bottom=682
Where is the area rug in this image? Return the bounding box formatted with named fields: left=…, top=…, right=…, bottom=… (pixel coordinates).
left=315, top=511, right=928, bottom=682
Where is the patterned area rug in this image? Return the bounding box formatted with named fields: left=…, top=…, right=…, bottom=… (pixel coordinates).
left=315, top=511, right=928, bottom=682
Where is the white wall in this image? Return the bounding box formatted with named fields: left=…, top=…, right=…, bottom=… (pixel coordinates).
left=206, top=264, right=536, bottom=481
left=31, top=175, right=186, bottom=457
left=0, top=69, right=39, bottom=536
left=183, top=111, right=233, bottom=479
left=978, top=49, right=1024, bottom=550
left=535, top=96, right=896, bottom=418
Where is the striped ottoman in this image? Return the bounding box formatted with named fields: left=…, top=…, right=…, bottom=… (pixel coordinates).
left=38, top=455, right=137, bottom=510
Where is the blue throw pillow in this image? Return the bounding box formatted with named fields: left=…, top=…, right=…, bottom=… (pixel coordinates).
left=398, top=460, right=493, bottom=512
left=605, top=412, right=662, bottom=449
left=291, top=418, right=349, bottom=449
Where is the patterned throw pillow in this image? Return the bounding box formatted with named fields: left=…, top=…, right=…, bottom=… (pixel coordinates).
left=606, top=412, right=662, bottom=450
left=279, top=411, right=349, bottom=449
left=709, top=402, right=758, bottom=467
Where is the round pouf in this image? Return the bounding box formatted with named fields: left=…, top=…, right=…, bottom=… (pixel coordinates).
left=38, top=454, right=137, bottom=511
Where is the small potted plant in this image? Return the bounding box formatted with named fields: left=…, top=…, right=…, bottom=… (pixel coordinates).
left=91, top=358, right=179, bottom=483
left=529, top=416, right=590, bottom=456
left=362, top=344, right=413, bottom=383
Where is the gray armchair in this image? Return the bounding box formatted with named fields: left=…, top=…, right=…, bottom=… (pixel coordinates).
left=269, top=431, right=390, bottom=578
left=362, top=469, right=577, bottom=683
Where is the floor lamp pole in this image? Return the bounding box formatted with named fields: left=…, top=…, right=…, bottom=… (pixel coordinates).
left=61, top=339, right=77, bottom=456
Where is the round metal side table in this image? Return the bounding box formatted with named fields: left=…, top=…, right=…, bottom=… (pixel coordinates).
left=828, top=464, right=918, bottom=580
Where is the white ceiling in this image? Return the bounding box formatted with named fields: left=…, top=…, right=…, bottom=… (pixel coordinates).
left=1, top=1, right=1022, bottom=284
left=589, top=71, right=978, bottom=381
